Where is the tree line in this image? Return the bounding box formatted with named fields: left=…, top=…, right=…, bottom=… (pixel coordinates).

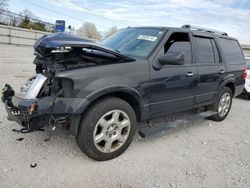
left=77, top=22, right=117, bottom=40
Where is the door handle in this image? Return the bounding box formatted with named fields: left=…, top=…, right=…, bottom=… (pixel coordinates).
left=186, top=72, right=194, bottom=77
left=219, top=70, right=225, bottom=74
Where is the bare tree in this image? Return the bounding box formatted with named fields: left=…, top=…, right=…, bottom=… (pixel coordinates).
left=0, top=0, right=9, bottom=20
left=4, top=11, right=20, bottom=26
left=19, top=9, right=39, bottom=20
left=0, top=0, right=8, bottom=9
left=77, top=22, right=102, bottom=40
left=18, top=9, right=46, bottom=30
left=104, top=26, right=117, bottom=39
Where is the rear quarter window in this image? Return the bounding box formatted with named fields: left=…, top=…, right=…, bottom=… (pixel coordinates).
left=219, top=38, right=245, bottom=65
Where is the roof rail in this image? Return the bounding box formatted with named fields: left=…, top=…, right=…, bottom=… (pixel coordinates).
left=182, top=24, right=228, bottom=36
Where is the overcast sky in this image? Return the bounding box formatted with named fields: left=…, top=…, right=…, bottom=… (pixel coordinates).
left=8, top=0, right=250, bottom=44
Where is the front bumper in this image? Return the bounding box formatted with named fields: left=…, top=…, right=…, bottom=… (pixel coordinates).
left=5, top=94, right=55, bottom=130
left=3, top=86, right=90, bottom=133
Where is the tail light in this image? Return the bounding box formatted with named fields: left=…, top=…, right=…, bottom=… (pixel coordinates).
left=243, top=66, right=247, bottom=79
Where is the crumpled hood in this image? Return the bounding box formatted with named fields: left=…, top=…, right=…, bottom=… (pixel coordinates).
left=34, top=33, right=134, bottom=62
left=34, top=32, right=93, bottom=52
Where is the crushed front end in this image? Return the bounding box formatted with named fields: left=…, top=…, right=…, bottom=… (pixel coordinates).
left=2, top=32, right=133, bottom=133
left=2, top=74, right=62, bottom=131
left=1, top=33, right=93, bottom=132
left=2, top=72, right=91, bottom=133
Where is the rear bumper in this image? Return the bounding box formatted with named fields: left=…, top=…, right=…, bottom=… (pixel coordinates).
left=3, top=90, right=90, bottom=133
left=235, top=84, right=245, bottom=97
left=245, top=78, right=250, bottom=93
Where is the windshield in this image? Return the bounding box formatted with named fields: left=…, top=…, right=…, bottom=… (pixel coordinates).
left=246, top=59, right=250, bottom=69
left=101, top=28, right=166, bottom=58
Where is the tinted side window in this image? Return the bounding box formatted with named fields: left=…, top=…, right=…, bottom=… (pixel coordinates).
left=194, top=37, right=214, bottom=64
left=164, top=32, right=192, bottom=64
left=219, top=38, right=245, bottom=65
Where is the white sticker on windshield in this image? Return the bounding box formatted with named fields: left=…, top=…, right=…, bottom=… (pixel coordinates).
left=137, top=35, right=157, bottom=42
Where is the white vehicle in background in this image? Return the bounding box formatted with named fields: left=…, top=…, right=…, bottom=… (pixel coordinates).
left=243, top=57, right=250, bottom=99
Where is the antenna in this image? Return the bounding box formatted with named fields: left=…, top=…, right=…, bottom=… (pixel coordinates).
left=182, top=25, right=228, bottom=36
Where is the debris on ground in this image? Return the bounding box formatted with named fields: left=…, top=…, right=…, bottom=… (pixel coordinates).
left=201, top=141, right=208, bottom=145
left=12, top=128, right=45, bottom=133
left=12, top=129, right=20, bottom=133
left=241, top=140, right=248, bottom=144
left=16, top=138, right=24, bottom=141
left=30, top=163, right=37, bottom=168
left=185, top=170, right=192, bottom=175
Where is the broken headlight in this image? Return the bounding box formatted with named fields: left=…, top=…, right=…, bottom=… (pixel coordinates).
left=19, top=74, right=47, bottom=99
left=20, top=79, right=34, bottom=95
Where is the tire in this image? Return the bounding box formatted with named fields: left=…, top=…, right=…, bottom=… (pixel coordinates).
left=76, top=97, right=137, bottom=161
left=210, top=87, right=233, bottom=121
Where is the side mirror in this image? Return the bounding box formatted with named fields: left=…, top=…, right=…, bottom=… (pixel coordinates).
left=158, top=52, right=185, bottom=65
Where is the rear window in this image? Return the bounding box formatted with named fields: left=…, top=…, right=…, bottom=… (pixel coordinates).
left=195, top=37, right=214, bottom=64
left=219, top=38, right=245, bottom=65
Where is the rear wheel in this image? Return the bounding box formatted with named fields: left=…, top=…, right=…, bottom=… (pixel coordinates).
left=76, top=97, right=137, bottom=161
left=210, top=87, right=233, bottom=121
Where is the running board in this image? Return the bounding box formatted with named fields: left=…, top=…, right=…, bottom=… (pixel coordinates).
left=138, top=111, right=217, bottom=138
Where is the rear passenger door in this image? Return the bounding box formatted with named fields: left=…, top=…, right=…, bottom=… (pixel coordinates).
left=193, top=34, right=225, bottom=106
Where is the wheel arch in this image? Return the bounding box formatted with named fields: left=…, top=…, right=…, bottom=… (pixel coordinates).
left=71, top=86, right=148, bottom=135
left=85, top=87, right=146, bottom=122
left=218, top=78, right=236, bottom=96
left=225, top=82, right=235, bottom=96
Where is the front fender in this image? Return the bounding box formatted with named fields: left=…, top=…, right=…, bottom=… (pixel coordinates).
left=85, top=86, right=144, bottom=106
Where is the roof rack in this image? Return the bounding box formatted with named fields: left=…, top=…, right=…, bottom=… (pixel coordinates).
left=182, top=24, right=228, bottom=36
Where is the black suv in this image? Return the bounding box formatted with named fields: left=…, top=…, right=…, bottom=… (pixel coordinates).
left=2, top=25, right=246, bottom=161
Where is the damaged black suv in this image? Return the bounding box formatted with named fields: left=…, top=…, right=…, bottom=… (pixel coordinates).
left=2, top=25, right=246, bottom=161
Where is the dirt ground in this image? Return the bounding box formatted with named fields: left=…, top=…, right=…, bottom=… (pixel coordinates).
left=0, top=44, right=250, bottom=188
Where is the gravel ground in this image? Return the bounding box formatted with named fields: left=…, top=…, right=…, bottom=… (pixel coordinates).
left=0, top=44, right=250, bottom=188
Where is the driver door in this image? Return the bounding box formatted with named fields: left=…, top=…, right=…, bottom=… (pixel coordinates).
left=149, top=31, right=198, bottom=118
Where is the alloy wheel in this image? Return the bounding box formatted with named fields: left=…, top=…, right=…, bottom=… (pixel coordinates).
left=93, top=110, right=131, bottom=153
left=218, top=92, right=231, bottom=117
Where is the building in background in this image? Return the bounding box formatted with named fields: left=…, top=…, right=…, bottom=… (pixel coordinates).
left=242, top=45, right=250, bottom=57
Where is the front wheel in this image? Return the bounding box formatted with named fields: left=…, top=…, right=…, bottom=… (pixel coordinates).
left=76, top=97, right=137, bottom=161
left=210, top=87, right=233, bottom=121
